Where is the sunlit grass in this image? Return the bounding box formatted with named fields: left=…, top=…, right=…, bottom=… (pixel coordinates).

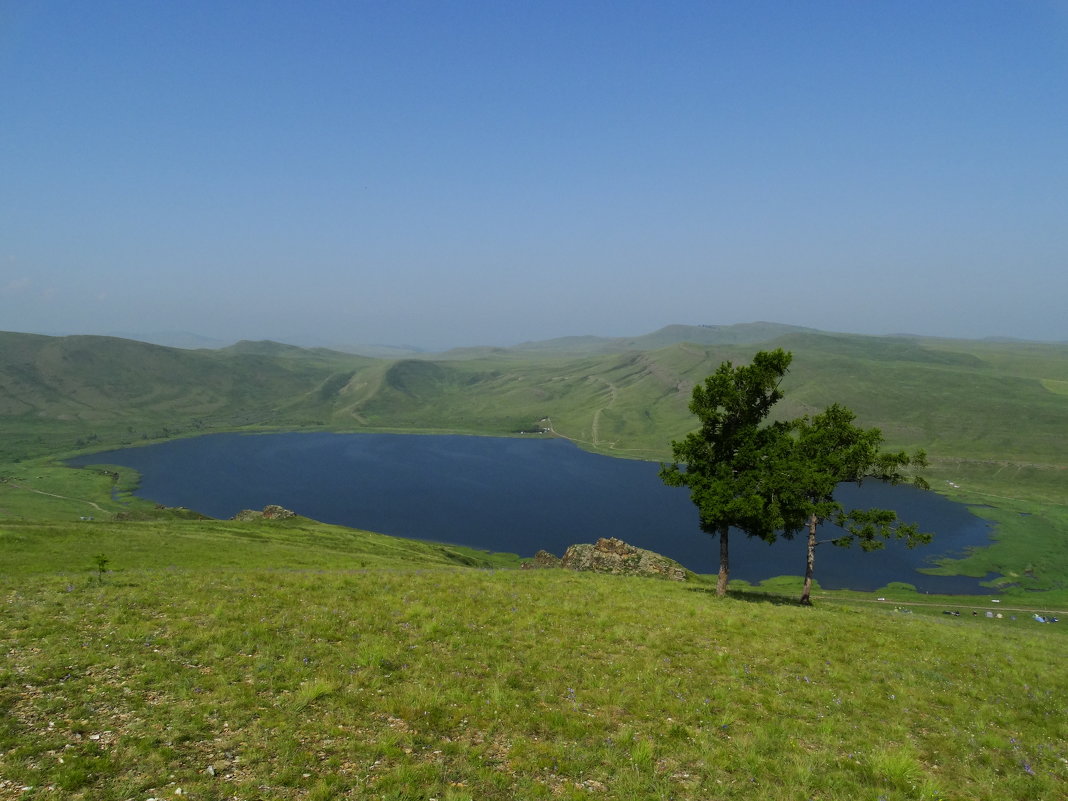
left=1, top=563, right=1065, bottom=800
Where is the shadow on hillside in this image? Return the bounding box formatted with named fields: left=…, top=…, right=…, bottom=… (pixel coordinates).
left=687, top=586, right=803, bottom=607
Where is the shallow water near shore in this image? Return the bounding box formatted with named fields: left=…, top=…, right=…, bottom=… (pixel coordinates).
left=70, top=432, right=997, bottom=593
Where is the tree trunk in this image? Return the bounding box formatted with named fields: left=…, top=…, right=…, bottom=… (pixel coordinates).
left=799, top=513, right=818, bottom=605
left=716, top=525, right=729, bottom=596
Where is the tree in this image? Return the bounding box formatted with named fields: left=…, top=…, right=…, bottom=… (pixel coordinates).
left=659, top=349, right=794, bottom=596
left=777, top=403, right=930, bottom=605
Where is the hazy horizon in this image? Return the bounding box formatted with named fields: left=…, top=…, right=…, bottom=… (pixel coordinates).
left=5, top=319, right=1065, bottom=355
left=3, top=2, right=1066, bottom=349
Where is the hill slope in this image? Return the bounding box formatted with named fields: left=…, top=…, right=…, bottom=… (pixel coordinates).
left=508, top=321, right=820, bottom=355
left=0, top=522, right=1065, bottom=800
left=0, top=332, right=378, bottom=460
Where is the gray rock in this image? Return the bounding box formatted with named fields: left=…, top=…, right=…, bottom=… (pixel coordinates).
left=230, top=504, right=297, bottom=521
left=522, top=549, right=564, bottom=569
left=534, top=537, right=691, bottom=581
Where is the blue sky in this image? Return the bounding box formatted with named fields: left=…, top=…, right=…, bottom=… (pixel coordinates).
left=2, top=1, right=1066, bottom=348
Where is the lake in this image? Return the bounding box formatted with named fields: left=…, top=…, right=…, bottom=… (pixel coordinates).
left=69, top=432, right=997, bottom=593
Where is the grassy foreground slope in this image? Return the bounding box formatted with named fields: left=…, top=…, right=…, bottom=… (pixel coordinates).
left=2, top=522, right=1066, bottom=801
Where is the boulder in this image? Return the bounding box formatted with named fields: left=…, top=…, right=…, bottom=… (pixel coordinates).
left=521, top=549, right=564, bottom=569
left=231, top=504, right=297, bottom=521
left=532, top=537, right=690, bottom=581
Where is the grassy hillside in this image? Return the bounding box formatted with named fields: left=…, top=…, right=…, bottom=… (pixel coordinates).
left=508, top=322, right=821, bottom=355
left=3, top=325, right=1067, bottom=592
left=0, top=515, right=521, bottom=576
left=1, top=522, right=1065, bottom=801
left=3, top=327, right=1067, bottom=798
left=0, top=332, right=377, bottom=461
left=7, top=327, right=1066, bottom=471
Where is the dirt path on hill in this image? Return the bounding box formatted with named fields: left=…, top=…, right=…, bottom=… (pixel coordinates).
left=7, top=482, right=106, bottom=513
left=589, top=376, right=619, bottom=446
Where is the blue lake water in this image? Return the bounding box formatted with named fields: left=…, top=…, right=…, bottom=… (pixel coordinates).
left=69, top=432, right=997, bottom=593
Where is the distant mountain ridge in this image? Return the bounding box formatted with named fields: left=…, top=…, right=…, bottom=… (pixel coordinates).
left=508, top=322, right=822, bottom=355
left=106, top=331, right=232, bottom=350
left=71, top=321, right=1064, bottom=357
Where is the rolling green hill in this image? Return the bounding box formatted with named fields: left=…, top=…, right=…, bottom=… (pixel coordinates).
left=507, top=322, right=821, bottom=355
left=0, top=332, right=378, bottom=461
left=2, top=324, right=1067, bottom=591
left=6, top=325, right=1066, bottom=466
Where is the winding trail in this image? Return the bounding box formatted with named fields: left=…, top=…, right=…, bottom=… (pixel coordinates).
left=588, top=376, right=619, bottom=447
left=545, top=377, right=627, bottom=451
left=6, top=482, right=106, bottom=513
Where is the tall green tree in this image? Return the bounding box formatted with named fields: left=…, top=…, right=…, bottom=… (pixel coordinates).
left=659, top=349, right=793, bottom=596
left=777, top=403, right=931, bottom=605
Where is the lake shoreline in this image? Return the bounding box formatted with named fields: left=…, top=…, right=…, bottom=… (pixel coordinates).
left=68, top=430, right=1000, bottom=594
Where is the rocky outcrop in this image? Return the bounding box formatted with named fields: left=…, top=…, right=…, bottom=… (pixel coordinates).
left=522, top=549, right=564, bottom=569
left=231, top=504, right=297, bottom=521
left=526, top=537, right=690, bottom=581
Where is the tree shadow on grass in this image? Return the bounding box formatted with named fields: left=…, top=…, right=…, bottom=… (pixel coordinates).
left=685, top=585, right=803, bottom=606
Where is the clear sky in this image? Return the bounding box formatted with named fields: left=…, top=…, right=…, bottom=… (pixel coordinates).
left=2, top=1, right=1066, bottom=349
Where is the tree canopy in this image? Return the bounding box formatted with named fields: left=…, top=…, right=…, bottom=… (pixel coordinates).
left=776, top=403, right=930, bottom=604
left=659, top=348, right=793, bottom=596
left=662, top=350, right=931, bottom=603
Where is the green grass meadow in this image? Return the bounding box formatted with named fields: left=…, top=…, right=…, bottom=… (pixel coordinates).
left=2, top=539, right=1066, bottom=801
